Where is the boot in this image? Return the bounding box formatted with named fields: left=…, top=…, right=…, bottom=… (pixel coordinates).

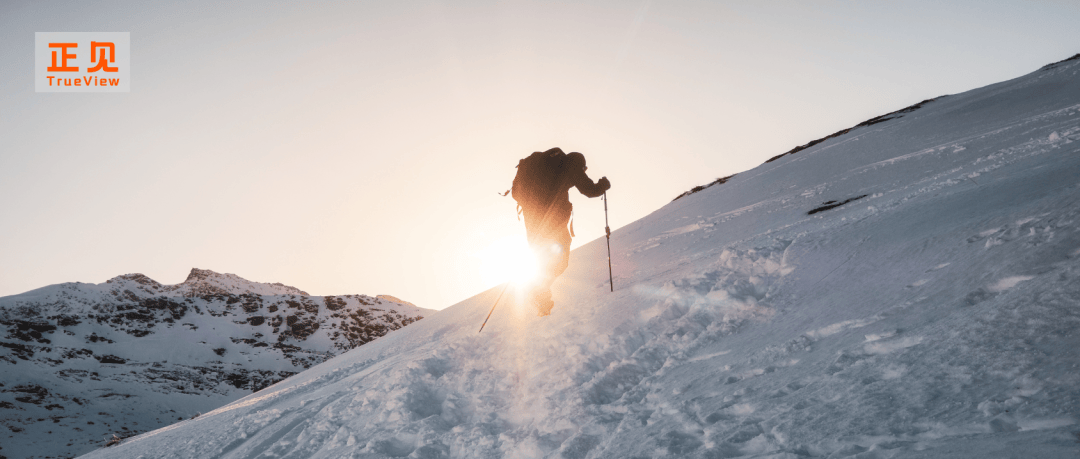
left=531, top=288, right=554, bottom=316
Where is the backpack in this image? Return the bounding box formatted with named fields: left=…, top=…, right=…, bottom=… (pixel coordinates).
left=510, top=148, right=567, bottom=213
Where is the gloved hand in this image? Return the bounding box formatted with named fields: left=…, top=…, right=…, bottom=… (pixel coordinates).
left=598, top=176, right=611, bottom=191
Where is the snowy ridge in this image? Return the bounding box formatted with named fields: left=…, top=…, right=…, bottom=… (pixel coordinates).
left=84, top=56, right=1080, bottom=458
left=0, top=269, right=433, bottom=459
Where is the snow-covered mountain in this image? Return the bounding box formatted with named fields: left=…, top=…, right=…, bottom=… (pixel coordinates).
left=83, top=54, right=1080, bottom=458
left=0, top=268, right=432, bottom=459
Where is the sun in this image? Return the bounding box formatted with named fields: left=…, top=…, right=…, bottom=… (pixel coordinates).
left=477, top=235, right=539, bottom=286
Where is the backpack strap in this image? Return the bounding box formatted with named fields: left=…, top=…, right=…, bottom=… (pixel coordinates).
left=501, top=185, right=518, bottom=219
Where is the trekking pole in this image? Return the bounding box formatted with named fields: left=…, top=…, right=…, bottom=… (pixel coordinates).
left=478, top=282, right=511, bottom=333
left=604, top=191, right=613, bottom=292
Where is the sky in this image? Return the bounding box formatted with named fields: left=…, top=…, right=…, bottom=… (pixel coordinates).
left=1, top=0, right=1078, bottom=310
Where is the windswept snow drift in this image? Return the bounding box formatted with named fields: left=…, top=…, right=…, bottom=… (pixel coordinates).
left=84, top=58, right=1080, bottom=458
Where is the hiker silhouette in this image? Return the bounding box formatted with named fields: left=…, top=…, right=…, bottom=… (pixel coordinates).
left=510, top=147, right=610, bottom=315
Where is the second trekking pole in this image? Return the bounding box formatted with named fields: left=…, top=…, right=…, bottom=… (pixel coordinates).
left=478, top=282, right=510, bottom=333
left=604, top=191, right=613, bottom=292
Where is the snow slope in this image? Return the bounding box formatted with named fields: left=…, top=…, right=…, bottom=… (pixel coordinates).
left=82, top=55, right=1080, bottom=458
left=0, top=269, right=431, bottom=459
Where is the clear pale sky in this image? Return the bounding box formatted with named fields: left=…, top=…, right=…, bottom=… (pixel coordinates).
left=1, top=1, right=1077, bottom=309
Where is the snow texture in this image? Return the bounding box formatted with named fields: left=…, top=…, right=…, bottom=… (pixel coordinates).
left=0, top=269, right=431, bottom=459
left=79, top=57, right=1080, bottom=458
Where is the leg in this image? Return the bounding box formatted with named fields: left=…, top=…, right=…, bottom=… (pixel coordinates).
left=527, top=238, right=559, bottom=315
left=527, top=224, right=571, bottom=316
left=522, top=204, right=572, bottom=316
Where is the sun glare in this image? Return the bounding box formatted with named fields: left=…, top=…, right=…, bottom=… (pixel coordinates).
left=477, top=236, right=539, bottom=286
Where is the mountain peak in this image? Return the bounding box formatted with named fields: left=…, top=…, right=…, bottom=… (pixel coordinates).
left=107, top=273, right=163, bottom=288
left=176, top=268, right=309, bottom=296
left=102, top=269, right=310, bottom=297
left=182, top=267, right=220, bottom=284
left=376, top=294, right=416, bottom=307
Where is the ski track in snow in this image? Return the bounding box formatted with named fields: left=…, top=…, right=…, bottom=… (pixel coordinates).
left=76, top=59, right=1080, bottom=458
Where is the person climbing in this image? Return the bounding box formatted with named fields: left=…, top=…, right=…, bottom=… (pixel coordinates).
left=509, top=147, right=610, bottom=316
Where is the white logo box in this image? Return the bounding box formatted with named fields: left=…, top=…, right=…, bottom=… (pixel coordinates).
left=35, top=32, right=130, bottom=93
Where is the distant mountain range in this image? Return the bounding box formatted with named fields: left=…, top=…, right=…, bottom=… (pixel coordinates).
left=0, top=268, right=433, bottom=459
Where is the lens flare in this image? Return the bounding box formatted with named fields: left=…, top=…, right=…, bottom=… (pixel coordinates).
left=477, top=236, right=539, bottom=286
